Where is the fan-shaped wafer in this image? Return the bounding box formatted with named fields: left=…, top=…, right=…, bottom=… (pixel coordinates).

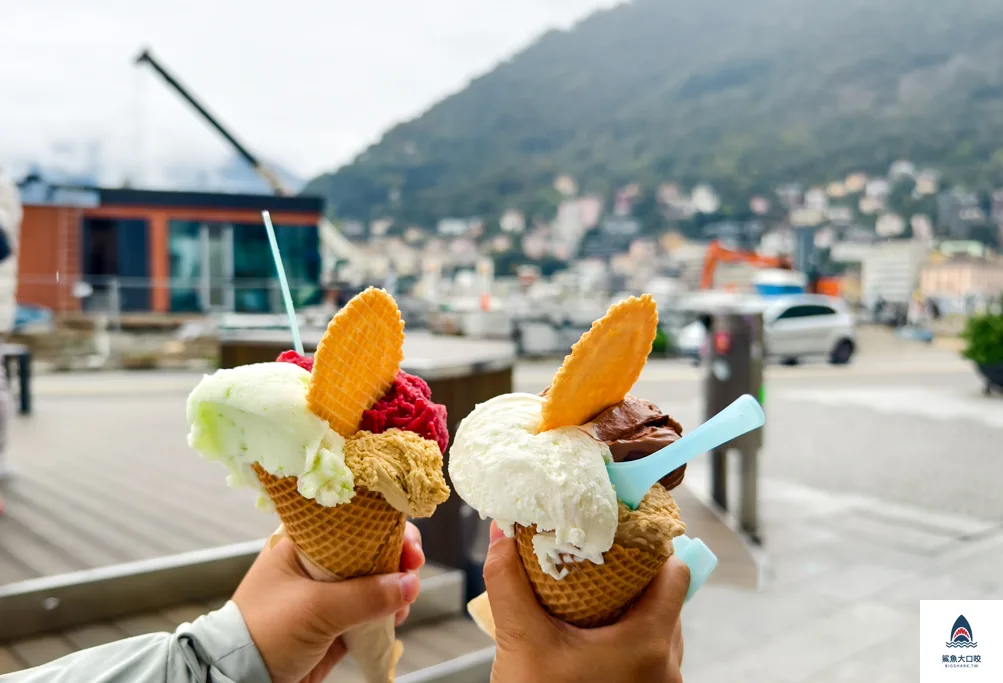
left=308, top=287, right=405, bottom=438
left=538, top=294, right=658, bottom=432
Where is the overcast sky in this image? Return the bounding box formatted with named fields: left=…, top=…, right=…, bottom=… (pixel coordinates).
left=0, top=0, right=619, bottom=184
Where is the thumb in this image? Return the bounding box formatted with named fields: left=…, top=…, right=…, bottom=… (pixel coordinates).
left=482, top=523, right=551, bottom=645
left=309, top=571, right=420, bottom=637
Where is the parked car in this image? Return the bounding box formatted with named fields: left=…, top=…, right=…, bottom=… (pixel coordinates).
left=675, top=294, right=856, bottom=365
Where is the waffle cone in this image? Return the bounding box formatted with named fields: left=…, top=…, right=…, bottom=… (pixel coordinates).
left=255, top=465, right=406, bottom=682
left=253, top=464, right=406, bottom=577
left=513, top=524, right=667, bottom=628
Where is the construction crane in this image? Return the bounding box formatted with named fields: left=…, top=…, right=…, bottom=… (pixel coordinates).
left=134, top=48, right=361, bottom=282
left=699, top=240, right=842, bottom=295
left=699, top=240, right=793, bottom=290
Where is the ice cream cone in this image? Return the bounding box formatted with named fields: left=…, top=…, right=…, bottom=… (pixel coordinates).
left=255, top=465, right=405, bottom=682
left=467, top=490, right=681, bottom=636
left=512, top=524, right=669, bottom=628
left=261, top=287, right=408, bottom=683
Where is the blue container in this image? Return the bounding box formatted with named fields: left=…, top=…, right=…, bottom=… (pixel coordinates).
left=754, top=283, right=804, bottom=297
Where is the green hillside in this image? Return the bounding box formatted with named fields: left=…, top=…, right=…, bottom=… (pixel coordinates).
left=305, top=0, right=1003, bottom=226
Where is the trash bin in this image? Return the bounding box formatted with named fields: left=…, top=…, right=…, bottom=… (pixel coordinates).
left=704, top=311, right=764, bottom=541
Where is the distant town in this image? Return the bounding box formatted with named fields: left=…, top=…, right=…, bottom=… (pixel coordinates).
left=339, top=160, right=1003, bottom=323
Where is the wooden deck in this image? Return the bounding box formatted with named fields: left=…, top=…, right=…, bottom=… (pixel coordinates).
left=0, top=386, right=277, bottom=583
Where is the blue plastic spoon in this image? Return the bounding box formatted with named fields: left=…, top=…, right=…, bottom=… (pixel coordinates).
left=606, top=394, right=765, bottom=509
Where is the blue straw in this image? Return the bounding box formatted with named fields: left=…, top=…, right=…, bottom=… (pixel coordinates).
left=261, top=210, right=303, bottom=355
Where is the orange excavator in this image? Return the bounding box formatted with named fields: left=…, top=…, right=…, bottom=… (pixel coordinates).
left=698, top=240, right=841, bottom=296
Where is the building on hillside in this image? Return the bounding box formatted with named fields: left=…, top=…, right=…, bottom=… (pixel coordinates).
left=859, top=196, right=884, bottom=215
left=804, top=187, right=828, bottom=211
left=914, top=170, right=939, bottom=197
left=341, top=220, right=365, bottom=239
left=826, top=182, right=847, bottom=198
left=937, top=189, right=985, bottom=239
left=790, top=208, right=825, bottom=227
left=553, top=174, right=578, bottom=197
left=552, top=199, right=587, bottom=256
left=500, top=209, right=526, bottom=234
left=370, top=218, right=393, bottom=237
left=19, top=185, right=323, bottom=315
left=578, top=195, right=604, bottom=229
left=776, top=183, right=802, bottom=209
left=920, top=255, right=1003, bottom=310
left=865, top=179, right=891, bottom=198
left=749, top=196, right=770, bottom=215
left=991, top=190, right=1003, bottom=224
left=759, top=228, right=795, bottom=258
left=658, top=183, right=681, bottom=204
left=691, top=185, right=721, bottom=214
left=938, top=240, right=992, bottom=259
left=436, top=218, right=471, bottom=237
left=827, top=205, right=854, bottom=224
left=859, top=239, right=930, bottom=307
left=875, top=213, right=906, bottom=238
left=888, top=160, right=916, bottom=181
left=844, top=173, right=868, bottom=194
left=911, top=215, right=934, bottom=242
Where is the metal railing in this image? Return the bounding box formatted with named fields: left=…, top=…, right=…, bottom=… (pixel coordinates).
left=17, top=274, right=324, bottom=325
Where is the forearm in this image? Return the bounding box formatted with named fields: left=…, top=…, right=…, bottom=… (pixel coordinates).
left=2, top=602, right=270, bottom=683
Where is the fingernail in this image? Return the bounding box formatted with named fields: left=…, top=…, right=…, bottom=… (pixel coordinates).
left=489, top=521, right=505, bottom=545
left=399, top=573, right=420, bottom=603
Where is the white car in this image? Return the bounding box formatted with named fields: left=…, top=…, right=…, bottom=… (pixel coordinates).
left=674, top=294, right=856, bottom=365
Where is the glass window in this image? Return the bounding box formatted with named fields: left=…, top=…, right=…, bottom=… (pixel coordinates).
left=232, top=223, right=273, bottom=313
left=777, top=304, right=836, bottom=320
left=277, top=224, right=322, bottom=308
left=231, top=222, right=322, bottom=313
left=168, top=220, right=202, bottom=312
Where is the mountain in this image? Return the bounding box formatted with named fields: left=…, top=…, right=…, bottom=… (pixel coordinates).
left=305, top=0, right=1003, bottom=226
left=161, top=155, right=305, bottom=194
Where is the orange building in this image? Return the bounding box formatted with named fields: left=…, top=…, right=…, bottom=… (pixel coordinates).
left=19, top=186, right=323, bottom=315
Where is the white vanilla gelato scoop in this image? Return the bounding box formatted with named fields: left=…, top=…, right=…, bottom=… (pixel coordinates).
left=448, top=393, right=618, bottom=579
left=186, top=362, right=354, bottom=508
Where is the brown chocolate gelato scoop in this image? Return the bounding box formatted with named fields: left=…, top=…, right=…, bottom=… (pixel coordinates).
left=586, top=396, right=686, bottom=490
left=540, top=387, right=686, bottom=490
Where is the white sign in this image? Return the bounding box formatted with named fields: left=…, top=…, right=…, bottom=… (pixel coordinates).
left=921, top=600, right=1003, bottom=682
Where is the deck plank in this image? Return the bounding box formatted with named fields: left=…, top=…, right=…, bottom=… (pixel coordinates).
left=160, top=603, right=210, bottom=629
left=1, top=486, right=135, bottom=568
left=8, top=635, right=75, bottom=668
left=62, top=623, right=126, bottom=650
left=113, top=612, right=176, bottom=638
left=0, top=551, right=32, bottom=586
left=0, top=514, right=82, bottom=577
left=0, top=646, right=24, bottom=674
left=12, top=473, right=192, bottom=558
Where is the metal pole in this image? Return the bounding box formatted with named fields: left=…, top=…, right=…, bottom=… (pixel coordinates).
left=109, top=278, right=122, bottom=330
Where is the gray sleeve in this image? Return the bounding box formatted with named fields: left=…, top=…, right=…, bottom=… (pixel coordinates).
left=1, top=602, right=271, bottom=683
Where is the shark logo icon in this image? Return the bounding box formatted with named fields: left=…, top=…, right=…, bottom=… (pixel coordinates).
left=946, top=615, right=977, bottom=648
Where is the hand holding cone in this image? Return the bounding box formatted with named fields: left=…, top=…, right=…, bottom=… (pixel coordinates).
left=253, top=288, right=421, bottom=683
left=469, top=294, right=685, bottom=634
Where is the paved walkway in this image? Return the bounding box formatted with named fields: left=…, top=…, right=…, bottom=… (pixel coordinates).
left=678, top=461, right=1003, bottom=682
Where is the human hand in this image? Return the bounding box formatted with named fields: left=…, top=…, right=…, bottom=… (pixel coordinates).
left=233, top=521, right=425, bottom=683
left=484, top=523, right=688, bottom=683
